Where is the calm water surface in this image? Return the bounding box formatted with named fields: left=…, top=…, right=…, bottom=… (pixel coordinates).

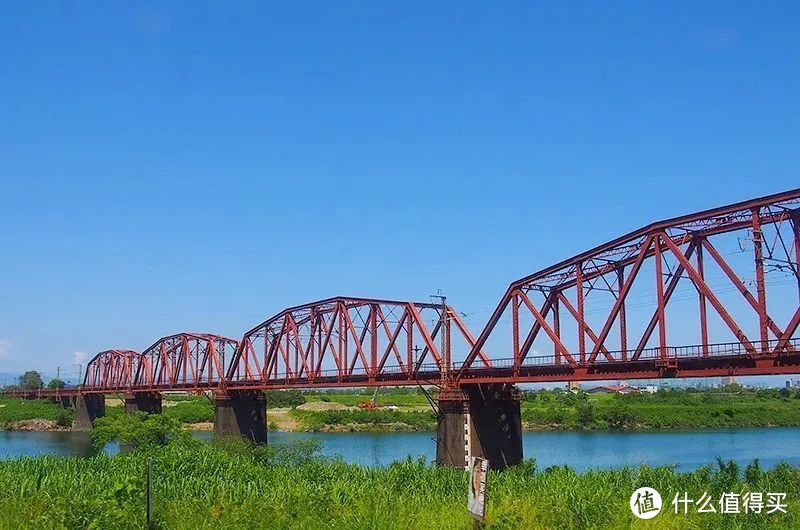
left=2, top=428, right=799, bottom=471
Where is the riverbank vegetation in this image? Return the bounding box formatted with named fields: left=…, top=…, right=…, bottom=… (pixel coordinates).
left=290, top=408, right=436, bottom=432
left=5, top=385, right=800, bottom=433
left=277, top=386, right=800, bottom=432
left=0, top=396, right=72, bottom=429
left=521, top=387, right=800, bottom=430
left=0, top=413, right=797, bottom=529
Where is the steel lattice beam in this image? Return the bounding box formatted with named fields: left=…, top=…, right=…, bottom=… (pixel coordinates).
left=225, top=296, right=490, bottom=388
left=3, top=190, right=800, bottom=399
left=83, top=350, right=142, bottom=390
left=459, top=188, right=800, bottom=379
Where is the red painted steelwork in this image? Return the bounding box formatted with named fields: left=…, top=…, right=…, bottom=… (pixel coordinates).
left=226, top=296, right=490, bottom=389
left=3, top=190, right=799, bottom=399
left=134, top=333, right=239, bottom=390
left=459, top=188, right=800, bottom=382
left=84, top=350, right=142, bottom=390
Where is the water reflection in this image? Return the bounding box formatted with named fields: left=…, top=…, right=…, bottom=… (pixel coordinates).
left=2, top=428, right=800, bottom=471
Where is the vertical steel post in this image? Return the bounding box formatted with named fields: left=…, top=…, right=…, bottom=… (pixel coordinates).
left=308, top=314, right=316, bottom=379
left=317, top=314, right=324, bottom=377
left=697, top=240, right=709, bottom=356
left=339, top=304, right=347, bottom=377
left=370, top=304, right=378, bottom=378
left=208, top=340, right=215, bottom=385
left=617, top=266, right=627, bottom=361
left=752, top=207, right=768, bottom=352
left=440, top=296, right=448, bottom=382
left=406, top=312, right=413, bottom=379
left=576, top=262, right=586, bottom=364
left=445, top=307, right=451, bottom=374
left=552, top=293, right=561, bottom=366
left=512, top=292, right=520, bottom=372
left=654, top=234, right=667, bottom=361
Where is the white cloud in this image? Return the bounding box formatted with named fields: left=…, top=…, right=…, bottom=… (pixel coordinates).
left=0, top=339, right=10, bottom=359
left=73, top=351, right=87, bottom=365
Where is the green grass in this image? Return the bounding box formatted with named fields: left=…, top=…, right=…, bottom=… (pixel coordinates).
left=6, top=387, right=800, bottom=434
left=0, top=397, right=73, bottom=428
left=521, top=389, right=800, bottom=430
left=303, top=393, right=430, bottom=407
left=291, top=408, right=436, bottom=431
left=0, top=437, right=798, bottom=529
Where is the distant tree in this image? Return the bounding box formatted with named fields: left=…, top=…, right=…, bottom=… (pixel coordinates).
left=721, top=382, right=745, bottom=393
left=47, top=378, right=66, bottom=389
left=91, top=412, right=192, bottom=451
left=19, top=370, right=43, bottom=390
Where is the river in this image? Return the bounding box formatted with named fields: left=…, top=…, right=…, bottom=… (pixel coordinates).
left=2, top=428, right=799, bottom=471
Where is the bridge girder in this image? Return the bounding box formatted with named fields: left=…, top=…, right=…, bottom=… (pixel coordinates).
left=459, top=188, right=800, bottom=379
left=226, top=296, right=489, bottom=388
left=5, top=189, right=800, bottom=399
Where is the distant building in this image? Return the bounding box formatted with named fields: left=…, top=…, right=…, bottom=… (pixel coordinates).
left=586, top=385, right=640, bottom=395
left=567, top=381, right=581, bottom=392
left=638, top=385, right=658, bottom=394
left=721, top=376, right=737, bottom=386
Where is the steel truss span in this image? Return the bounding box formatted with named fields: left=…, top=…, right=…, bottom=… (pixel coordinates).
left=81, top=333, right=239, bottom=393
left=225, top=296, right=490, bottom=389
left=5, top=189, right=800, bottom=398
left=84, top=350, right=142, bottom=389
left=459, top=188, right=800, bottom=383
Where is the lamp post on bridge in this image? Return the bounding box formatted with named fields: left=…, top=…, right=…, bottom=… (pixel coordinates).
left=431, top=290, right=451, bottom=386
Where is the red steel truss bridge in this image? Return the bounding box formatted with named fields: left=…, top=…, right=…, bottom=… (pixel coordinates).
left=7, top=188, right=800, bottom=398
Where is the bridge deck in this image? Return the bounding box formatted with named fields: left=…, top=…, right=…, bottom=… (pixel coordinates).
left=5, top=339, right=798, bottom=398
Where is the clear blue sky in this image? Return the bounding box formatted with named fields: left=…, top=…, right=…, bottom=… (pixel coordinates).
left=1, top=2, right=798, bottom=381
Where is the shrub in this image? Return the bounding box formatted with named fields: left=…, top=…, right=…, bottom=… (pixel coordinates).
left=576, top=402, right=595, bottom=427
left=602, top=405, right=637, bottom=429
left=91, top=412, right=194, bottom=451
left=54, top=408, right=73, bottom=427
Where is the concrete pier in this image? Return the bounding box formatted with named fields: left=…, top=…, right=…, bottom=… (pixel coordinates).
left=436, top=383, right=523, bottom=470
left=213, top=390, right=267, bottom=443
left=436, top=394, right=469, bottom=468
left=124, top=392, right=162, bottom=414
left=72, top=393, right=106, bottom=431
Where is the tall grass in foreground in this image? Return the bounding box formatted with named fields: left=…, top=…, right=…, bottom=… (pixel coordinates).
left=1, top=436, right=798, bottom=529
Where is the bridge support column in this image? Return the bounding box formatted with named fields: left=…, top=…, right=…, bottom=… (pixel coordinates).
left=436, top=383, right=522, bottom=470
left=72, top=394, right=105, bottom=431
left=213, top=390, right=267, bottom=444
left=124, top=392, right=162, bottom=414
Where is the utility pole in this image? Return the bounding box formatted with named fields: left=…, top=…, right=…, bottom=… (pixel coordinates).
left=430, top=289, right=449, bottom=382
